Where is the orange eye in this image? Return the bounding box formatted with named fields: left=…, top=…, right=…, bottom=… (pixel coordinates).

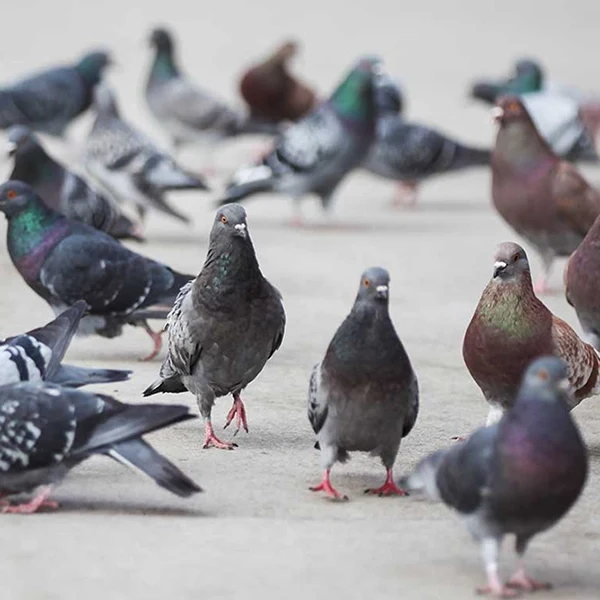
left=513, top=253, right=521, bottom=262
left=7, top=190, right=16, bottom=199
left=364, top=279, right=370, bottom=287
left=537, top=369, right=549, bottom=381
left=508, top=101, right=521, bottom=112
left=220, top=215, right=228, bottom=224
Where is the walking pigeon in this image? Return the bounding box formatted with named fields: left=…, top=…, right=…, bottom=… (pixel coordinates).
left=145, top=27, right=280, bottom=149
left=0, top=382, right=201, bottom=513
left=364, top=74, right=490, bottom=206
left=0, top=51, right=111, bottom=137
left=0, top=301, right=131, bottom=387
left=7, top=125, right=142, bottom=242
left=0, top=181, right=193, bottom=361
left=401, top=356, right=588, bottom=597
left=143, top=204, right=285, bottom=450
left=463, top=242, right=600, bottom=426
left=308, top=267, right=418, bottom=500
left=239, top=40, right=316, bottom=123
left=85, top=85, right=209, bottom=225
left=491, top=95, right=600, bottom=293
left=217, top=56, right=380, bottom=220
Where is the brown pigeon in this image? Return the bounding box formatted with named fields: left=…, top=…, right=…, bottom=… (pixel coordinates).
left=491, top=95, right=600, bottom=293
left=239, top=40, right=316, bottom=123
left=463, top=241, right=600, bottom=425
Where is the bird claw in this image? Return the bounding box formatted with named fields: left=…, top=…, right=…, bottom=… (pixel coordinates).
left=506, top=570, right=551, bottom=592
left=223, top=396, right=249, bottom=435
left=309, top=471, right=348, bottom=501
left=2, top=487, right=58, bottom=514
left=139, top=323, right=163, bottom=361
left=203, top=422, right=237, bottom=450
left=364, top=469, right=408, bottom=497
left=476, top=584, right=520, bottom=598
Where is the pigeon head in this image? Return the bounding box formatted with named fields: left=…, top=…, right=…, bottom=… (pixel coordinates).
left=373, top=72, right=404, bottom=116
left=492, top=95, right=532, bottom=126
left=212, top=204, right=249, bottom=242
left=356, top=267, right=390, bottom=304
left=521, top=356, right=572, bottom=403
left=150, top=28, right=174, bottom=52
left=93, top=85, right=120, bottom=118
left=273, top=40, right=298, bottom=62
left=0, top=181, right=43, bottom=218
left=6, top=125, right=37, bottom=158
left=491, top=242, right=530, bottom=282
left=513, top=58, right=544, bottom=91
left=76, top=51, right=112, bottom=85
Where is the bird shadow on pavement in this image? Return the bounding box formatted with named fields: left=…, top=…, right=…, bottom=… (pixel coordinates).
left=53, top=498, right=207, bottom=518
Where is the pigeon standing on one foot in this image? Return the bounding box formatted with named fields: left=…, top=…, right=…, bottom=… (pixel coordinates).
left=0, top=51, right=111, bottom=137
left=0, top=382, right=201, bottom=513
left=364, top=74, right=490, bottom=206
left=239, top=40, right=316, bottom=123
left=143, top=204, right=285, bottom=450
left=217, top=56, right=381, bottom=220
left=145, top=27, right=280, bottom=150
left=401, top=356, right=588, bottom=597
left=7, top=125, right=142, bottom=242
left=491, top=96, right=600, bottom=293
left=85, top=85, right=209, bottom=225
left=0, top=301, right=131, bottom=387
left=308, top=267, right=418, bottom=500
left=463, top=242, right=600, bottom=426
left=0, top=181, right=193, bottom=361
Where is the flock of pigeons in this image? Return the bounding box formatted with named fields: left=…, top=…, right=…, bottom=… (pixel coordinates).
left=0, top=27, right=599, bottom=598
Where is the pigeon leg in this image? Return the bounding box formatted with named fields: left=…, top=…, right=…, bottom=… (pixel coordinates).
left=203, top=420, right=237, bottom=450
left=364, top=468, right=408, bottom=496
left=476, top=538, right=518, bottom=598
left=2, top=486, right=59, bottom=514
left=309, top=469, right=348, bottom=501
left=533, top=253, right=554, bottom=295
left=139, top=322, right=163, bottom=362
left=223, top=393, right=249, bottom=435
left=392, top=181, right=419, bottom=208
left=506, top=566, right=551, bottom=592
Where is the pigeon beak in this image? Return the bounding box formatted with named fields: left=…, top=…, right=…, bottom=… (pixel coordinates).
left=491, top=106, right=504, bottom=123
left=493, top=261, right=507, bottom=278
left=234, top=223, right=247, bottom=238
left=558, top=378, right=572, bottom=393
left=376, top=285, right=389, bottom=299
left=5, top=141, right=17, bottom=158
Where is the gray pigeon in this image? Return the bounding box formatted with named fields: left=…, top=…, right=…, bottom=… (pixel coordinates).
left=146, top=27, right=280, bottom=149
left=0, top=51, right=111, bottom=137
left=0, top=301, right=131, bottom=387
left=7, top=125, right=142, bottom=242
left=401, top=356, right=588, bottom=596
left=364, top=74, right=490, bottom=206
left=217, top=57, right=380, bottom=220
left=0, top=382, right=201, bottom=513
left=85, top=85, right=209, bottom=225
left=143, top=204, right=286, bottom=450
left=308, top=267, right=418, bottom=500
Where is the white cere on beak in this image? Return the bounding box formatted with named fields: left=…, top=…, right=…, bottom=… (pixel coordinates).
left=494, top=261, right=507, bottom=270
left=491, top=106, right=504, bottom=121
left=376, top=285, right=389, bottom=297
left=558, top=379, right=572, bottom=392
left=234, top=224, right=246, bottom=232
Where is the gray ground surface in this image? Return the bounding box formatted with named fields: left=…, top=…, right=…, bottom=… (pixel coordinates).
left=1, top=1, right=600, bottom=598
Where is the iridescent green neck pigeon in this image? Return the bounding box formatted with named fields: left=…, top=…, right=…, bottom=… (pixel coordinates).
left=0, top=181, right=193, bottom=360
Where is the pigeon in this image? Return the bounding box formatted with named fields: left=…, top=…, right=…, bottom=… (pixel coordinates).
left=239, top=40, right=316, bottom=123
left=0, top=181, right=193, bottom=361
left=0, top=301, right=131, bottom=387
left=491, top=95, right=600, bottom=293
left=0, top=381, right=201, bottom=513
left=401, top=356, right=588, bottom=597
left=145, top=27, right=280, bottom=149
left=143, top=204, right=285, bottom=450
left=308, top=267, right=418, bottom=500
left=218, top=56, right=380, bottom=219
left=463, top=241, right=600, bottom=426
left=364, top=74, right=490, bottom=206
left=7, top=125, right=142, bottom=242
left=0, top=51, right=111, bottom=137
left=85, top=85, right=209, bottom=225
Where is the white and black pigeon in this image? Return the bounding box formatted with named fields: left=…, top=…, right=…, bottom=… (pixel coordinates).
left=0, top=382, right=201, bottom=513
left=401, top=356, right=588, bottom=596
left=85, top=85, right=210, bottom=225
left=145, top=27, right=280, bottom=150
left=143, top=204, right=286, bottom=450
left=7, top=125, right=142, bottom=242
left=0, top=301, right=131, bottom=387
left=0, top=181, right=193, bottom=361
left=217, top=57, right=380, bottom=221
left=308, top=267, right=418, bottom=500
left=0, top=51, right=111, bottom=137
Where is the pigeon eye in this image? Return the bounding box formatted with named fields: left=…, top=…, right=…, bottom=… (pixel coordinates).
left=7, top=190, right=16, bottom=199
left=537, top=369, right=549, bottom=381
left=220, top=215, right=228, bottom=224
left=513, top=253, right=521, bottom=263
left=364, top=279, right=370, bottom=287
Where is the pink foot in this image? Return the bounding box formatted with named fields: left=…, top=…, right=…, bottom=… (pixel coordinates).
left=476, top=584, right=520, bottom=598
left=506, top=568, right=552, bottom=592
left=203, top=422, right=236, bottom=450
left=140, top=323, right=163, bottom=362
left=310, top=470, right=348, bottom=501
left=2, top=487, right=58, bottom=514
left=364, top=469, right=408, bottom=496
left=223, top=394, right=248, bottom=435
left=391, top=181, right=419, bottom=209
left=533, top=276, right=550, bottom=296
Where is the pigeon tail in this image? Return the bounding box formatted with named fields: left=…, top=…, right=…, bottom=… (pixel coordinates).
left=452, top=144, right=491, bottom=169
left=216, top=165, right=275, bottom=206
left=470, top=81, right=501, bottom=104
left=108, top=213, right=145, bottom=242
left=398, top=449, right=447, bottom=500
left=232, top=117, right=282, bottom=137
left=142, top=375, right=187, bottom=396
left=50, top=364, right=132, bottom=388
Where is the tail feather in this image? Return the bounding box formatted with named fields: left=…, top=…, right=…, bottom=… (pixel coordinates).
left=216, top=164, right=275, bottom=206
left=109, top=213, right=145, bottom=242
left=233, top=117, right=282, bottom=137
left=50, top=364, right=132, bottom=388
left=398, top=449, right=447, bottom=500
left=108, top=438, right=201, bottom=497
left=453, top=144, right=491, bottom=169
left=143, top=375, right=187, bottom=396
left=470, top=81, right=501, bottom=104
